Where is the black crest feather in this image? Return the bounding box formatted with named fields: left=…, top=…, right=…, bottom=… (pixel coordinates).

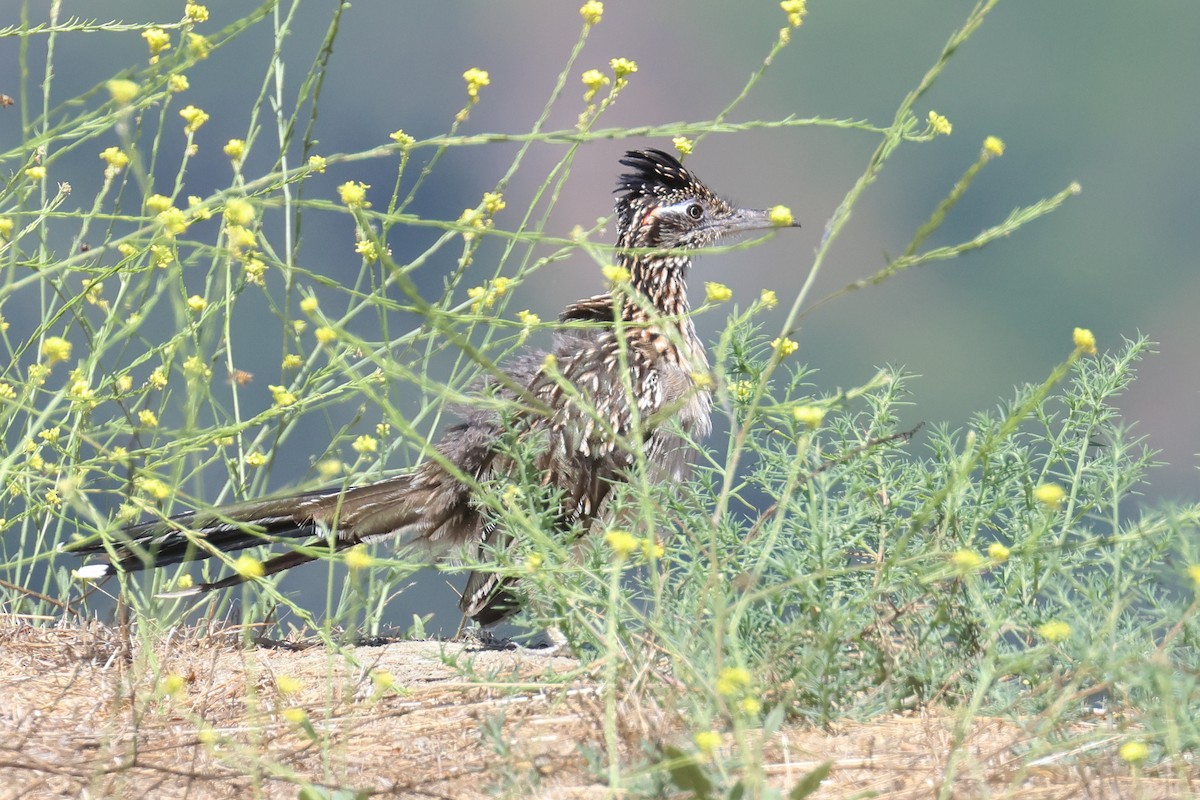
left=614, top=149, right=703, bottom=235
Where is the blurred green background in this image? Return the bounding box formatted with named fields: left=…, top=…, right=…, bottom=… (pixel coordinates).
left=3, top=1, right=1198, bottom=623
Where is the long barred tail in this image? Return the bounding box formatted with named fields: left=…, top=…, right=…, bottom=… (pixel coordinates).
left=64, top=490, right=347, bottom=595
left=62, top=469, right=455, bottom=596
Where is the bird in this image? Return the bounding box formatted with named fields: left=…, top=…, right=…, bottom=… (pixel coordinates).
left=67, top=148, right=800, bottom=627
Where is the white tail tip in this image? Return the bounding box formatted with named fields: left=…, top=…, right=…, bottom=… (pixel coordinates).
left=72, top=564, right=112, bottom=582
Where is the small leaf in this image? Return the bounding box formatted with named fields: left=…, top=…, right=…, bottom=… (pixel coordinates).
left=789, top=761, right=833, bottom=799
left=662, top=745, right=713, bottom=798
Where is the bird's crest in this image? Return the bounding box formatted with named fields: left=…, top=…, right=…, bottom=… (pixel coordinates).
left=614, top=149, right=715, bottom=236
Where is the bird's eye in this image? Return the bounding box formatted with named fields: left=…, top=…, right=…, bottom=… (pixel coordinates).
left=686, top=203, right=704, bottom=220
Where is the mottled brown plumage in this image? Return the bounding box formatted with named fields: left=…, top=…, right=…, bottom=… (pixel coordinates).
left=67, top=149, right=799, bottom=626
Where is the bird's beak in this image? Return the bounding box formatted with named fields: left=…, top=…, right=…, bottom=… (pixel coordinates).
left=716, top=207, right=801, bottom=237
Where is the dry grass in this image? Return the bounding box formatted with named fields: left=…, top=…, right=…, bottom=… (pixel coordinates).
left=0, top=618, right=1191, bottom=799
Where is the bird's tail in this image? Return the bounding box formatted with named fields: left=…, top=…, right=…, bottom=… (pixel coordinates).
left=63, top=473, right=442, bottom=596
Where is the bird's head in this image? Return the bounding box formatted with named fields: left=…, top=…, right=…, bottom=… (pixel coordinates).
left=614, top=148, right=798, bottom=251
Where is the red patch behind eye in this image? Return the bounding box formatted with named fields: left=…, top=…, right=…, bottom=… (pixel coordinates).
left=639, top=206, right=661, bottom=229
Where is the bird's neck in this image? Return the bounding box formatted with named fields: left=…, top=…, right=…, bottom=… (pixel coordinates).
left=624, top=253, right=691, bottom=320
left=623, top=253, right=704, bottom=368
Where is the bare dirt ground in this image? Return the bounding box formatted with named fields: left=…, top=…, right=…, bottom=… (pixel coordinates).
left=0, top=618, right=1191, bottom=799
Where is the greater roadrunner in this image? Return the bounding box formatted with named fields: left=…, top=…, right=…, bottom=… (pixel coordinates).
left=69, top=149, right=799, bottom=626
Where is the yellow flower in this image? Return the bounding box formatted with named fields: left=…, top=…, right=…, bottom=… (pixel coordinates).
left=174, top=574, right=194, bottom=590
left=148, top=366, right=168, bottom=389
left=581, top=68, right=609, bottom=102
left=770, top=337, right=798, bottom=357
left=224, top=198, right=255, bottom=226
left=462, top=67, right=490, bottom=100
left=705, top=282, right=732, bottom=302
left=928, top=111, right=952, bottom=136
left=693, top=730, right=721, bottom=758
left=269, top=384, right=297, bottom=407
left=106, top=79, right=139, bottom=105
left=162, top=672, right=187, bottom=697
left=244, top=452, right=267, bottom=467
left=315, top=326, right=337, bottom=344
left=769, top=205, right=794, bottom=227
left=137, top=477, right=171, bottom=500
left=0, top=383, right=15, bottom=401
left=389, top=129, right=415, bottom=148
left=609, top=58, right=637, bottom=79
left=138, top=409, right=159, bottom=427
left=352, top=434, right=378, bottom=454
left=142, top=28, right=172, bottom=57
left=25, top=165, right=46, bottom=181
left=292, top=320, right=307, bottom=334
left=983, top=136, right=1005, bottom=158
left=168, top=74, right=189, bottom=93
left=100, top=147, right=130, bottom=172
left=41, top=336, right=72, bottom=365
left=579, top=0, right=603, bottom=25
left=458, top=207, right=487, bottom=239
left=187, top=295, right=207, bottom=312
left=1073, top=327, right=1097, bottom=355
left=337, top=180, right=370, bottom=208
left=715, top=666, right=752, bottom=696
left=1184, top=564, right=1200, bottom=589
left=1037, top=620, right=1071, bottom=643
left=732, top=380, right=754, bottom=401
left=115, top=374, right=133, bottom=393
left=672, top=136, right=694, bottom=156
left=792, top=405, right=824, bottom=429
left=282, top=354, right=303, bottom=370
left=739, top=697, right=762, bottom=716
left=524, top=552, right=544, bottom=572
left=950, top=549, right=984, bottom=573
left=184, top=3, right=209, bottom=23
left=223, top=138, right=245, bottom=160
left=179, top=105, right=210, bottom=134
left=243, top=257, right=267, bottom=286
left=641, top=537, right=664, bottom=560
left=39, top=427, right=60, bottom=445
left=1033, top=483, right=1065, bottom=509
left=345, top=547, right=373, bottom=571
left=760, top=289, right=778, bottom=309
left=300, top=296, right=319, bottom=314
left=355, top=239, right=381, bottom=263
left=371, top=670, right=395, bottom=691
left=317, top=459, right=342, bottom=479
left=186, top=195, right=211, bottom=219
left=780, top=0, right=807, bottom=27
left=482, top=192, right=506, bottom=215
left=0, top=218, right=12, bottom=239
left=145, top=194, right=173, bottom=213
left=183, top=356, right=211, bottom=381
left=159, top=207, right=189, bottom=237
left=602, top=264, right=630, bottom=283
left=276, top=676, right=303, bottom=695
left=281, top=707, right=307, bottom=726
left=988, top=542, right=1010, bottom=563
left=517, top=309, right=540, bottom=326
left=1118, top=741, right=1149, bottom=764
left=187, top=33, right=210, bottom=59
left=234, top=555, right=264, bottom=578
left=604, top=529, right=639, bottom=558
left=150, top=244, right=174, bottom=268
left=225, top=225, right=256, bottom=250
left=307, top=154, right=327, bottom=173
